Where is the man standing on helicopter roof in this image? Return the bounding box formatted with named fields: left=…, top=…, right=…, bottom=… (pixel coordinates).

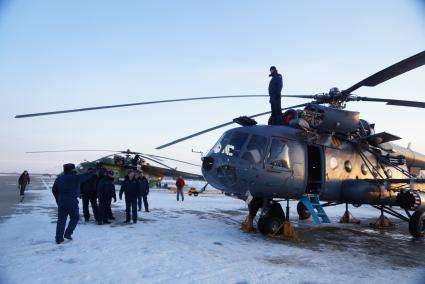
left=268, top=66, right=283, bottom=125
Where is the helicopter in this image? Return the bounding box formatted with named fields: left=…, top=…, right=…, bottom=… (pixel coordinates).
left=16, top=50, right=425, bottom=238
left=26, top=149, right=205, bottom=185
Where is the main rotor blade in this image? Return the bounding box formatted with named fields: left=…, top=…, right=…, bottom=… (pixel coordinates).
left=26, top=150, right=117, bottom=153
left=342, top=50, right=425, bottom=94
left=26, top=150, right=118, bottom=166
left=143, top=153, right=200, bottom=167
left=156, top=103, right=310, bottom=149
left=26, top=149, right=201, bottom=167
left=139, top=155, right=175, bottom=170
left=121, top=150, right=201, bottom=167
left=354, top=97, right=425, bottom=108
left=15, top=95, right=269, bottom=118
left=282, top=95, right=316, bottom=99
left=89, top=154, right=117, bottom=163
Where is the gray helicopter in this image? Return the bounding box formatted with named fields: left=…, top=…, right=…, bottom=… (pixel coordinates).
left=156, top=50, right=425, bottom=238
left=16, top=50, right=425, bottom=238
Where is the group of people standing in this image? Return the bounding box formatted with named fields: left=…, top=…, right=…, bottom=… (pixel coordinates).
left=81, top=168, right=150, bottom=225
left=118, top=169, right=150, bottom=224
left=51, top=164, right=150, bottom=244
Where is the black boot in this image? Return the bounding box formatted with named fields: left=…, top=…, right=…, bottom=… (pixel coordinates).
left=64, top=235, right=73, bottom=241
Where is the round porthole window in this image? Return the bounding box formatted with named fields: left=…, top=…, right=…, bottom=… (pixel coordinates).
left=344, top=160, right=352, bottom=172
left=361, top=164, right=368, bottom=175
left=330, top=157, right=338, bottom=170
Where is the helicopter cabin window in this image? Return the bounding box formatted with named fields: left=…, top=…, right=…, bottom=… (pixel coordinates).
left=241, top=135, right=268, bottom=164
left=266, top=138, right=290, bottom=169
left=210, top=131, right=249, bottom=158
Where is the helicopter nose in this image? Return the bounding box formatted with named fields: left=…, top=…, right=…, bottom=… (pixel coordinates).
left=202, top=154, right=240, bottom=192
left=202, top=156, right=214, bottom=171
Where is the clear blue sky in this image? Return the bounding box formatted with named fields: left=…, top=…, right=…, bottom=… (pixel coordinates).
left=1, top=0, right=425, bottom=174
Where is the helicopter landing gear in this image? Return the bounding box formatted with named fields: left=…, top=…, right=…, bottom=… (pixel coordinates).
left=408, top=210, right=425, bottom=238
left=258, top=200, right=298, bottom=240
left=241, top=197, right=262, bottom=233
left=297, top=201, right=311, bottom=220
left=281, top=200, right=298, bottom=240
left=339, top=203, right=360, bottom=224
left=241, top=214, right=256, bottom=232
left=257, top=202, right=285, bottom=235
left=370, top=205, right=395, bottom=229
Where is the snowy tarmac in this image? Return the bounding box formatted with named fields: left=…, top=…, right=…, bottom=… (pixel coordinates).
left=0, top=176, right=424, bottom=284
left=0, top=175, right=38, bottom=220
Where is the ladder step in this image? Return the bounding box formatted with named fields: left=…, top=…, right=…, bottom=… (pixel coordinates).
left=300, top=194, right=331, bottom=224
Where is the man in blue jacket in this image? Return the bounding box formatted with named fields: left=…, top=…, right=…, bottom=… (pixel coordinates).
left=97, top=170, right=116, bottom=225
left=137, top=172, right=150, bottom=212
left=119, top=170, right=140, bottom=223
left=268, top=66, right=283, bottom=125
left=52, top=163, right=98, bottom=244
left=80, top=171, right=99, bottom=222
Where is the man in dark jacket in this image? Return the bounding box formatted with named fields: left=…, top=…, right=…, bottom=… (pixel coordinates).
left=268, top=66, right=283, bottom=125
left=119, top=170, right=140, bottom=223
left=97, top=170, right=116, bottom=225
left=137, top=172, right=150, bottom=212
left=80, top=170, right=99, bottom=222
left=106, top=171, right=117, bottom=220
left=18, top=170, right=30, bottom=202
left=52, top=164, right=97, bottom=244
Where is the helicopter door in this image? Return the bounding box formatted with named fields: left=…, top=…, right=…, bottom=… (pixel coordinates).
left=306, top=145, right=323, bottom=194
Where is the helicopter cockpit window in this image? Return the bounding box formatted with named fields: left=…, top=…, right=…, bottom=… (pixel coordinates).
left=266, top=138, right=290, bottom=169
left=210, top=131, right=249, bottom=158
left=241, top=135, right=268, bottom=164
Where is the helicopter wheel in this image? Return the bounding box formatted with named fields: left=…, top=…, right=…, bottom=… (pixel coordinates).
left=297, top=201, right=311, bottom=220
left=409, top=210, right=425, bottom=238
left=257, top=202, right=285, bottom=235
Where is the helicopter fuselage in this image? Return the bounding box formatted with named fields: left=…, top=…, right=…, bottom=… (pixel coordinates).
left=202, top=123, right=425, bottom=210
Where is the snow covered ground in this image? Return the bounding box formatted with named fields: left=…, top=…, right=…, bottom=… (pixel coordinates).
left=0, top=176, right=424, bottom=284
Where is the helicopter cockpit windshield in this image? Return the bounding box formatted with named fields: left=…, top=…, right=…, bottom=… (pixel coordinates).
left=209, top=131, right=249, bottom=158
